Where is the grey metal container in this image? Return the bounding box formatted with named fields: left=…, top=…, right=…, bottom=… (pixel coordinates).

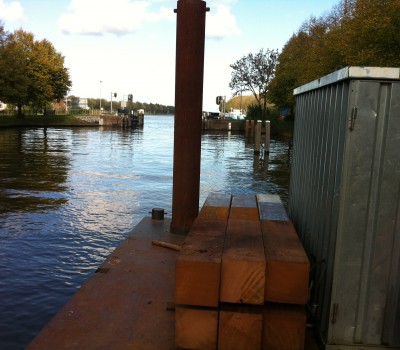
left=289, top=67, right=400, bottom=349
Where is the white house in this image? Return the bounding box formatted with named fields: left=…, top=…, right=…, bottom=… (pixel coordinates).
left=71, top=97, right=89, bottom=110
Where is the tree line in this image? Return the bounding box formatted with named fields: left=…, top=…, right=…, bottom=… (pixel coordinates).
left=83, top=98, right=174, bottom=115
left=0, top=23, right=173, bottom=117
left=229, top=0, right=400, bottom=119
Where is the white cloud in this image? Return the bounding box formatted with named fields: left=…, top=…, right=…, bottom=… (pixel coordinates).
left=58, top=0, right=174, bottom=36
left=0, top=0, right=24, bottom=22
left=206, top=4, right=239, bottom=39
left=58, top=0, right=238, bottom=38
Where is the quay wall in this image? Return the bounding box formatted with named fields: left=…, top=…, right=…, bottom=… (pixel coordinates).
left=202, top=119, right=244, bottom=131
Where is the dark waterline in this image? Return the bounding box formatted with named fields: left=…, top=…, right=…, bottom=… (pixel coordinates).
left=0, top=115, right=291, bottom=349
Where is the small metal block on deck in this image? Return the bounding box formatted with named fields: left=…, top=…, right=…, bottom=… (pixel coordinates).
left=151, top=208, right=164, bottom=220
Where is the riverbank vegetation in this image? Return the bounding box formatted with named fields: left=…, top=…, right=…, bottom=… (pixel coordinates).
left=229, top=49, right=279, bottom=121
left=0, top=23, right=173, bottom=118
left=268, top=0, right=400, bottom=110
left=83, top=99, right=175, bottom=115
left=228, top=0, right=400, bottom=122
left=224, top=95, right=293, bottom=137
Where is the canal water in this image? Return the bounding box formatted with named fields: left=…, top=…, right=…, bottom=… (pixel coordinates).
left=0, top=115, right=291, bottom=350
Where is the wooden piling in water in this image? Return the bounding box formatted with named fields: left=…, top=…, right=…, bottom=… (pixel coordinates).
left=264, top=120, right=271, bottom=155
left=254, top=120, right=261, bottom=155
left=170, top=0, right=208, bottom=234
left=245, top=120, right=250, bottom=137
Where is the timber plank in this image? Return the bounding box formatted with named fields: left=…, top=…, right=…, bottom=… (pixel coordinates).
left=175, top=219, right=227, bottom=307
left=218, top=304, right=263, bottom=350
left=175, top=306, right=218, bottom=350
left=257, top=194, right=288, bottom=221
left=220, top=220, right=265, bottom=305
left=229, top=194, right=259, bottom=221
left=261, top=220, right=310, bottom=304
left=198, top=192, right=231, bottom=220
left=262, top=303, right=307, bottom=350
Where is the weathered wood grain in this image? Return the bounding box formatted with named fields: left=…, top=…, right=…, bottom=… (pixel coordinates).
left=229, top=194, right=259, bottom=221
left=257, top=194, right=288, bottom=221
left=198, top=192, right=231, bottom=220
left=175, top=306, right=218, bottom=350
left=262, top=303, right=307, bottom=350
left=261, top=220, right=310, bottom=304
left=175, top=219, right=227, bottom=307
left=218, top=304, right=263, bottom=350
left=220, top=219, right=265, bottom=305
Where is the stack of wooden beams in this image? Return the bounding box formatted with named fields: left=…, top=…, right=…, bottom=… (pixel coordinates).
left=174, top=193, right=309, bottom=350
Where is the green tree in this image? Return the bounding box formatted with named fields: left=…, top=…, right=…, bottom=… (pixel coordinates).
left=269, top=0, right=400, bottom=110
left=340, top=0, right=400, bottom=66
left=0, top=23, right=8, bottom=46
left=229, top=48, right=279, bottom=120
left=225, top=94, right=257, bottom=113
left=0, top=28, right=71, bottom=116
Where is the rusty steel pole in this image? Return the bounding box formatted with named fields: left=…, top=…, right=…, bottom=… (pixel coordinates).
left=170, top=0, right=208, bottom=234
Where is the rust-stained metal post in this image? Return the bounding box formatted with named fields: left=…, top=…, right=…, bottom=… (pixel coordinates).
left=170, top=0, right=208, bottom=234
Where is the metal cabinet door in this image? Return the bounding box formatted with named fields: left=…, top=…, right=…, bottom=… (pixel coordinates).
left=328, top=80, right=400, bottom=348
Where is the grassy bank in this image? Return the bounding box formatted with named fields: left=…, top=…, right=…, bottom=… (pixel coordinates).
left=0, top=114, right=98, bottom=127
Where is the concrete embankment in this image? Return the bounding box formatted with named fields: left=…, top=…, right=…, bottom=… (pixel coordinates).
left=202, top=119, right=245, bottom=131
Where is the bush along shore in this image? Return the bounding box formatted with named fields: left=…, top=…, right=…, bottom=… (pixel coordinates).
left=0, top=114, right=99, bottom=127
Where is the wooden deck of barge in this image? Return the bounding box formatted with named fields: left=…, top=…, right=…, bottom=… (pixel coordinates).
left=27, top=195, right=320, bottom=350
left=27, top=217, right=184, bottom=350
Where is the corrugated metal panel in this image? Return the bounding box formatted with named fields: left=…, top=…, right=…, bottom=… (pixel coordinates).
left=293, top=66, right=400, bottom=95
left=289, top=67, right=400, bottom=349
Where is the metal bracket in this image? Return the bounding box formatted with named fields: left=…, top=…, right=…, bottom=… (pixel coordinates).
left=349, top=107, right=357, bottom=131
left=331, top=303, right=339, bottom=324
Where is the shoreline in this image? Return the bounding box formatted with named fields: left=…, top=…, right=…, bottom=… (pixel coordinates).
left=0, top=114, right=293, bottom=138
left=0, top=115, right=99, bottom=127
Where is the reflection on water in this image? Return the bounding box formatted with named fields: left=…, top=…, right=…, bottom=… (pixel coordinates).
left=0, top=116, right=291, bottom=349
left=0, top=128, right=70, bottom=214
left=200, top=132, right=291, bottom=206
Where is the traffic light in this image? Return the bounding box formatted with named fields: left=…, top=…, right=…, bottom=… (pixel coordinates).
left=114, top=93, right=117, bottom=98
left=128, top=94, right=133, bottom=101
left=216, top=96, right=221, bottom=105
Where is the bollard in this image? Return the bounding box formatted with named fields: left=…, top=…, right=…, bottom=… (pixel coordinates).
left=264, top=120, right=271, bottom=155
left=245, top=120, right=250, bottom=137
left=250, top=120, right=255, bottom=138
left=228, top=122, right=231, bottom=131
left=152, top=208, right=165, bottom=220
left=254, top=120, right=261, bottom=155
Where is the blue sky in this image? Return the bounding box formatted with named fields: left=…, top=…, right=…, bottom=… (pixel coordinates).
left=1, top=0, right=339, bottom=111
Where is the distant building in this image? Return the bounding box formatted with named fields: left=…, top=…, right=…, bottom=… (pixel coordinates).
left=228, top=108, right=245, bottom=120
left=71, top=97, right=89, bottom=110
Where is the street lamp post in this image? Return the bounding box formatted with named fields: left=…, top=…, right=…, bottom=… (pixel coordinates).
left=99, top=81, right=102, bottom=115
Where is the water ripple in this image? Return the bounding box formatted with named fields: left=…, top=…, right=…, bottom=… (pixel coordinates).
left=0, top=116, right=291, bottom=349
